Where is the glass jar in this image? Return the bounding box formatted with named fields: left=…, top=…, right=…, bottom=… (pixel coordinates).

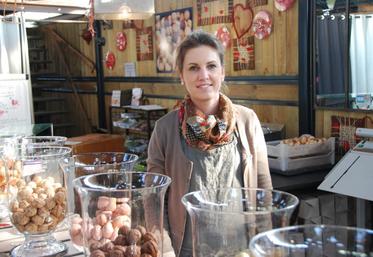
left=0, top=136, right=67, bottom=219
left=73, top=171, right=171, bottom=257
left=0, top=135, right=21, bottom=219
left=249, top=224, right=373, bottom=257
left=181, top=188, right=299, bottom=257
left=59, top=152, right=139, bottom=251
left=6, top=146, right=72, bottom=257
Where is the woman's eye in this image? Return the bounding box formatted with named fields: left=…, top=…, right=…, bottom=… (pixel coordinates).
left=189, top=66, right=198, bottom=71
left=207, top=64, right=217, bottom=70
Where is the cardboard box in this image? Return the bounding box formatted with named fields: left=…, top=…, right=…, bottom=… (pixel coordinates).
left=66, top=133, right=124, bottom=154
left=319, top=194, right=335, bottom=220
left=298, top=196, right=320, bottom=220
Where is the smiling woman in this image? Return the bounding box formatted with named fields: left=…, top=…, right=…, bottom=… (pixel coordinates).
left=147, top=30, right=273, bottom=257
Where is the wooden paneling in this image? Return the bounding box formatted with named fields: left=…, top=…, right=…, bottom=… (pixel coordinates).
left=38, top=0, right=301, bottom=138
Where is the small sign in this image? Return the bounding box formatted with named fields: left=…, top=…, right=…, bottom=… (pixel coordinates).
left=111, top=90, right=121, bottom=107
left=124, top=62, right=136, bottom=77
left=355, top=94, right=372, bottom=109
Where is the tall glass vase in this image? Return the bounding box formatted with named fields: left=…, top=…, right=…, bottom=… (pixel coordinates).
left=182, top=188, right=299, bottom=257
left=73, top=171, right=171, bottom=257
left=6, top=146, right=72, bottom=257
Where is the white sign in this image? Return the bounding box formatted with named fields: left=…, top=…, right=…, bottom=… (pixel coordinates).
left=0, top=79, right=32, bottom=125
left=124, top=62, right=136, bottom=77
left=111, top=90, right=121, bottom=107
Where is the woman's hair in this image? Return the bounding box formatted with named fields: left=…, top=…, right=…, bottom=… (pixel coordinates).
left=175, top=30, right=225, bottom=73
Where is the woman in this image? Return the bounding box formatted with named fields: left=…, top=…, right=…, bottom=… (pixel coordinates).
left=147, top=31, right=272, bottom=257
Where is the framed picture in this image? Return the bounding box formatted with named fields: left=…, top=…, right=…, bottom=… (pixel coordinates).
left=155, top=7, right=193, bottom=73
left=197, top=0, right=233, bottom=26
left=233, top=36, right=255, bottom=70
left=136, top=26, right=154, bottom=61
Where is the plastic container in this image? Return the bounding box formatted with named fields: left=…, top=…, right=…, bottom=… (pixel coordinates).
left=249, top=224, right=373, bottom=257
left=73, top=172, right=171, bottom=257
left=6, top=146, right=72, bottom=257
left=181, top=188, right=299, bottom=257
left=268, top=151, right=335, bottom=172
left=266, top=137, right=335, bottom=158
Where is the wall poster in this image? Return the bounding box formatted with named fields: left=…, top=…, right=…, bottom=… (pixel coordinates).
left=0, top=79, right=32, bottom=125
left=232, top=36, right=255, bottom=70
left=155, top=7, right=193, bottom=73
left=197, top=0, right=233, bottom=26
left=136, top=26, right=154, bottom=61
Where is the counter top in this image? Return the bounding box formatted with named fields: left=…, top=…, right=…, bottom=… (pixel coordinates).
left=271, top=169, right=330, bottom=191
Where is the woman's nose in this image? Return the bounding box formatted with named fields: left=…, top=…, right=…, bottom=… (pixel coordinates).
left=198, top=67, right=209, bottom=79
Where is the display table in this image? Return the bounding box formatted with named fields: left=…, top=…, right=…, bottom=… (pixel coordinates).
left=0, top=222, right=175, bottom=256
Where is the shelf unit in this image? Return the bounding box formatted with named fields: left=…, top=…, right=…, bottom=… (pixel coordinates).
left=109, top=105, right=168, bottom=166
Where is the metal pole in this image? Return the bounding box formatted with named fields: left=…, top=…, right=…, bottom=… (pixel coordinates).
left=94, top=20, right=107, bottom=129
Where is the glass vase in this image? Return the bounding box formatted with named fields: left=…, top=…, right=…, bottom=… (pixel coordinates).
left=181, top=188, right=299, bottom=257
left=73, top=171, right=171, bottom=257
left=249, top=224, right=373, bottom=257
left=6, top=146, right=71, bottom=257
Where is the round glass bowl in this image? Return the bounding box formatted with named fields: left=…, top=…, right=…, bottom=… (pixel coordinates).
left=249, top=224, right=373, bottom=257
left=181, top=188, right=299, bottom=257
left=20, top=136, right=67, bottom=146
left=6, top=146, right=72, bottom=257
left=73, top=172, right=171, bottom=257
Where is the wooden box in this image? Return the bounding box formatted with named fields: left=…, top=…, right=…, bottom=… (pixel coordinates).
left=66, top=133, right=124, bottom=154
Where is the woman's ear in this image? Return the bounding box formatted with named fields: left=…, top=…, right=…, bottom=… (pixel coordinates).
left=180, top=74, right=184, bottom=85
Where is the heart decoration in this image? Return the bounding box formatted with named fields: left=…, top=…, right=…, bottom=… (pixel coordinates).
left=232, top=4, right=253, bottom=39
left=105, top=51, right=116, bottom=70
left=252, top=11, right=273, bottom=40
left=275, top=0, right=295, bottom=12
left=116, top=32, right=127, bottom=51
left=215, top=26, right=231, bottom=49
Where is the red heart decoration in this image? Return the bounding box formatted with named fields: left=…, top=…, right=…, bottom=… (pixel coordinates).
left=232, top=4, right=253, bottom=39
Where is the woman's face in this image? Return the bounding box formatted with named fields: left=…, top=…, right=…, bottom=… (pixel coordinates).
left=180, top=45, right=224, bottom=104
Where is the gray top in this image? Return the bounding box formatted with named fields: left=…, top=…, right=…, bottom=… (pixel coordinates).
left=179, top=133, right=243, bottom=257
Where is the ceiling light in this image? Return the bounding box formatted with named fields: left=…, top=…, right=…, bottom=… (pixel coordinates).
left=94, top=0, right=154, bottom=20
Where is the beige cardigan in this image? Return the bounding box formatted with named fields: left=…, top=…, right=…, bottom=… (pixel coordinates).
left=147, top=104, right=272, bottom=256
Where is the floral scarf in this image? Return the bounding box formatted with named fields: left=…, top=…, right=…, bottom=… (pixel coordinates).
left=178, top=93, right=236, bottom=150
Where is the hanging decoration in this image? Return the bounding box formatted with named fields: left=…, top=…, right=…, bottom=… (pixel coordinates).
left=136, top=26, right=153, bottom=61
left=105, top=51, right=116, bottom=70
left=252, top=11, right=273, bottom=40
left=215, top=26, right=231, bottom=49
left=81, top=28, right=92, bottom=44
left=88, top=0, right=95, bottom=36
left=274, top=0, right=295, bottom=12
left=232, top=3, right=253, bottom=39
left=116, top=32, right=127, bottom=51
left=197, top=0, right=233, bottom=26
left=155, top=7, right=193, bottom=73
left=233, top=36, right=255, bottom=71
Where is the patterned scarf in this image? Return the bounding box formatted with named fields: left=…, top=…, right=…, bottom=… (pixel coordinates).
left=178, top=93, right=236, bottom=150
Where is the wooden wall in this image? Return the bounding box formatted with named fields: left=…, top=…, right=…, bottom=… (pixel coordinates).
left=42, top=0, right=300, bottom=137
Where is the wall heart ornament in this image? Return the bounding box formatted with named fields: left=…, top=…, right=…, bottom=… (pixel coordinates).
left=105, top=51, right=116, bottom=70
left=232, top=4, right=253, bottom=39
left=116, top=32, right=127, bottom=51
left=275, top=0, right=295, bottom=12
